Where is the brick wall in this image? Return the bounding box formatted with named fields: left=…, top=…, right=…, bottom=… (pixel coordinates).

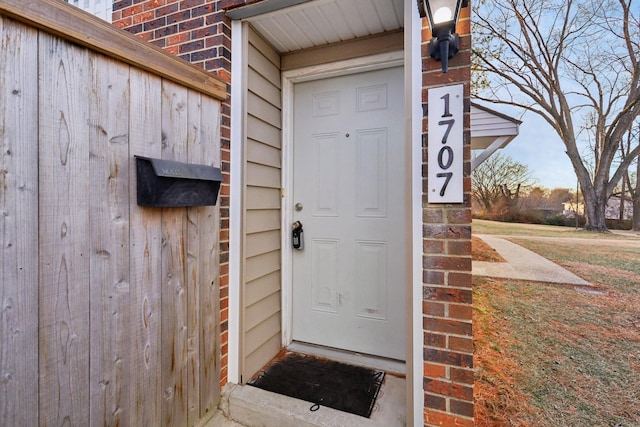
left=112, top=0, right=249, bottom=388
left=421, top=4, right=474, bottom=426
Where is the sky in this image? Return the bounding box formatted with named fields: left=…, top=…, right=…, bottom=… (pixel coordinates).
left=477, top=103, right=579, bottom=190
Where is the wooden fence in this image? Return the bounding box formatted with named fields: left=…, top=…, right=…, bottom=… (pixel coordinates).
left=0, top=1, right=226, bottom=425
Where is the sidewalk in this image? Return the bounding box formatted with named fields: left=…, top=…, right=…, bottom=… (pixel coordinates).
left=473, top=234, right=591, bottom=286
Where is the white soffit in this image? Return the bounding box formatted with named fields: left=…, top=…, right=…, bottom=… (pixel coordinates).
left=236, top=0, right=404, bottom=53
left=471, top=102, right=522, bottom=150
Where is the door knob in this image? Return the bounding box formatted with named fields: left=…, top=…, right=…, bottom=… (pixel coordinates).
left=295, top=202, right=303, bottom=212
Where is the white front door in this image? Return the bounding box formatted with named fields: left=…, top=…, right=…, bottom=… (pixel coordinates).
left=291, top=67, right=406, bottom=360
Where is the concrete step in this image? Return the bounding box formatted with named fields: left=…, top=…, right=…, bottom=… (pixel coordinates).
left=217, top=375, right=406, bottom=427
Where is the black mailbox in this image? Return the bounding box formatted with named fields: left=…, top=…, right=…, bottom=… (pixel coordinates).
left=135, top=155, right=222, bottom=207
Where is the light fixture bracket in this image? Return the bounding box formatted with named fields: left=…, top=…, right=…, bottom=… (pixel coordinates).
left=429, top=33, right=460, bottom=61
left=419, top=0, right=468, bottom=73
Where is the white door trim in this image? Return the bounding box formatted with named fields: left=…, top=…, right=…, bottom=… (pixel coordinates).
left=407, top=0, right=425, bottom=424
left=228, top=19, right=248, bottom=385
left=280, top=51, right=404, bottom=348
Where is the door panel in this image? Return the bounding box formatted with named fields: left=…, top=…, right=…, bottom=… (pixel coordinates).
left=292, top=67, right=405, bottom=360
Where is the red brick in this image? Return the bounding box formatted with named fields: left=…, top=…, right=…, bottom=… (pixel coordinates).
left=219, top=285, right=228, bottom=299
left=449, top=336, right=473, bottom=352
left=423, top=270, right=445, bottom=285
left=191, top=3, right=214, bottom=17
left=423, top=224, right=449, bottom=239
left=424, top=348, right=473, bottom=369
left=424, top=239, right=444, bottom=253
left=167, top=10, right=191, bottom=24
left=450, top=399, right=474, bottom=418
left=450, top=367, right=474, bottom=385
left=446, top=225, right=471, bottom=239
left=424, top=378, right=473, bottom=401
left=180, top=0, right=205, bottom=8
left=113, top=17, right=133, bottom=28
left=447, top=240, right=471, bottom=256
left=178, top=17, right=204, bottom=31
left=424, top=64, right=470, bottom=84
left=167, top=32, right=190, bottom=46
left=423, top=255, right=471, bottom=271
left=155, top=2, right=180, bottom=16
left=423, top=286, right=472, bottom=304
left=154, top=24, right=178, bottom=38
left=424, top=409, right=474, bottom=427
left=219, top=274, right=228, bottom=287
left=423, top=208, right=444, bottom=223
left=449, top=304, right=472, bottom=321
left=424, top=362, right=447, bottom=379
left=147, top=0, right=168, bottom=10
left=423, top=301, right=445, bottom=317
left=424, top=317, right=472, bottom=336
left=179, top=39, right=205, bottom=53
left=219, top=263, right=228, bottom=275
left=425, top=393, right=447, bottom=411
left=447, top=208, right=472, bottom=224
left=424, top=332, right=446, bottom=349
left=448, top=272, right=472, bottom=287
left=122, top=4, right=144, bottom=17
left=143, top=16, right=166, bottom=31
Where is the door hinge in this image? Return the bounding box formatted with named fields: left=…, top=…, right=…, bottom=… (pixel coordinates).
left=281, top=188, right=285, bottom=198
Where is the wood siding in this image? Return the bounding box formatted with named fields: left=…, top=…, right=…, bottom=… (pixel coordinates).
left=0, top=14, right=221, bottom=426
left=241, top=27, right=283, bottom=381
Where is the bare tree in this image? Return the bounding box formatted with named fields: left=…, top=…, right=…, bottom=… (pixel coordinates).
left=472, top=152, right=534, bottom=218
left=632, top=159, right=640, bottom=230
left=620, top=124, right=640, bottom=229
left=473, top=0, right=640, bottom=230
left=521, top=186, right=547, bottom=211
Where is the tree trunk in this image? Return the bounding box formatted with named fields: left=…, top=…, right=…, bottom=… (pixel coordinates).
left=619, top=178, right=626, bottom=221
left=583, top=184, right=609, bottom=231
left=633, top=195, right=640, bottom=231
left=633, top=152, right=640, bottom=231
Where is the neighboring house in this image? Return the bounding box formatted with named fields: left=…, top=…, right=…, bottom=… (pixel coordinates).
left=564, top=197, right=633, bottom=220
left=65, top=0, right=112, bottom=22
left=2, top=1, right=527, bottom=426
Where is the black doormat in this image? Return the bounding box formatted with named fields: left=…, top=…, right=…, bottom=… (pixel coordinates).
left=247, top=352, right=385, bottom=418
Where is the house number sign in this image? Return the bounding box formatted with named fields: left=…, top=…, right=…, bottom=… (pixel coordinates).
left=428, top=84, right=464, bottom=203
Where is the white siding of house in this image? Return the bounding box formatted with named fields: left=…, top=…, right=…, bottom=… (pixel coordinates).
left=67, top=0, right=112, bottom=22
left=470, top=103, right=520, bottom=150
left=241, top=27, right=283, bottom=381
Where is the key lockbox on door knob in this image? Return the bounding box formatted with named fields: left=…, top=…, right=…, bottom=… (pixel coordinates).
left=292, top=221, right=304, bottom=250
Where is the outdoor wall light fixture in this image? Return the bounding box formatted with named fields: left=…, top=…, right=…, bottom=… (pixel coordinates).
left=418, top=0, right=468, bottom=73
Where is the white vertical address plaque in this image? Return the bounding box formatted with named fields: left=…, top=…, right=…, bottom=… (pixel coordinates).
left=428, top=84, right=464, bottom=203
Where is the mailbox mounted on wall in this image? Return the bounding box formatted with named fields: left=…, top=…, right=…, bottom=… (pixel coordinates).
left=135, top=155, right=222, bottom=207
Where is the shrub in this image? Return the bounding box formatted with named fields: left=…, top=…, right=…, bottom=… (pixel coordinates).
left=606, top=219, right=632, bottom=230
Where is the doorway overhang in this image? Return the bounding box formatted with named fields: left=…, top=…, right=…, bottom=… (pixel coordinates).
left=227, top=0, right=404, bottom=54
left=228, top=0, right=424, bottom=425
left=471, top=102, right=522, bottom=170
